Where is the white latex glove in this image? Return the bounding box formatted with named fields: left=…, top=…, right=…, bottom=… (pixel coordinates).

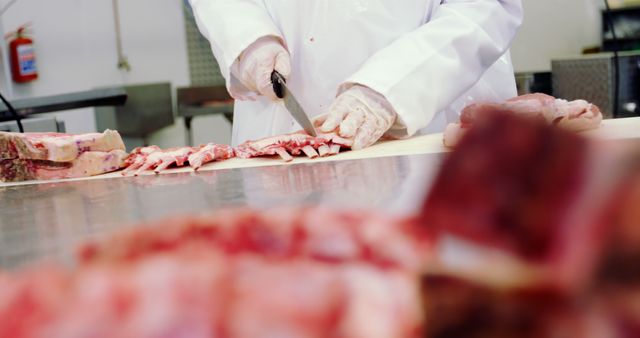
left=231, top=36, right=291, bottom=101
left=317, top=85, right=397, bottom=150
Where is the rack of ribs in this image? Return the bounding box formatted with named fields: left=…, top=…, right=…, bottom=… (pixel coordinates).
left=443, top=93, right=603, bottom=147
left=122, top=143, right=234, bottom=176
left=0, top=130, right=127, bottom=182
left=235, top=132, right=353, bottom=162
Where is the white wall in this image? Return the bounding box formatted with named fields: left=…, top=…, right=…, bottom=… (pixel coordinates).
left=0, top=0, right=610, bottom=142
left=511, top=0, right=603, bottom=72
left=0, top=0, right=231, bottom=147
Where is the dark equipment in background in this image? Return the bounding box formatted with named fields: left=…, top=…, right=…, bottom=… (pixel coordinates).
left=0, top=90, right=23, bottom=132
left=95, top=83, right=174, bottom=149
left=0, top=88, right=127, bottom=133
left=601, top=4, right=640, bottom=52
left=551, top=1, right=633, bottom=119
left=602, top=0, right=621, bottom=118
left=176, top=85, right=233, bottom=146
left=552, top=52, right=640, bottom=119
left=515, top=72, right=552, bottom=96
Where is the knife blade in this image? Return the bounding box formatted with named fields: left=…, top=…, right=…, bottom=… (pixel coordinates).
left=271, top=71, right=317, bottom=137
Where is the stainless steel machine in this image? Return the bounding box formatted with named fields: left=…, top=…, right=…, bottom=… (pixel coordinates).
left=552, top=52, right=640, bottom=118
left=0, top=88, right=127, bottom=131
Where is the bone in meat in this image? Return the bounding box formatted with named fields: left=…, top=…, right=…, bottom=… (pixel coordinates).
left=123, top=143, right=234, bottom=175
left=0, top=150, right=128, bottom=182
left=188, top=144, right=234, bottom=170
left=0, top=130, right=125, bottom=162
left=235, top=132, right=353, bottom=162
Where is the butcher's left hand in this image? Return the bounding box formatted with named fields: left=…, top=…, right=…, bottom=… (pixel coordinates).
left=317, top=85, right=397, bottom=150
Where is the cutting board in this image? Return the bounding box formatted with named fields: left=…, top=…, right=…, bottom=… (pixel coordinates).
left=2, top=117, right=639, bottom=187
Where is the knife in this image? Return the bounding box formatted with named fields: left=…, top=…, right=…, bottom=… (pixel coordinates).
left=271, top=71, right=317, bottom=137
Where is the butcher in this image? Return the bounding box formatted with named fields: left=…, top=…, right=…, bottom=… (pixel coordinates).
left=190, top=1, right=523, bottom=149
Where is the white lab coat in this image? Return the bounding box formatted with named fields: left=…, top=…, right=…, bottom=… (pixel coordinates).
left=190, top=0, right=523, bottom=146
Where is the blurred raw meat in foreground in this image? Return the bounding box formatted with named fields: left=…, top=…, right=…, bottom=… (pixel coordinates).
left=421, top=111, right=640, bottom=338
left=0, top=112, right=638, bottom=338
left=0, top=209, right=426, bottom=338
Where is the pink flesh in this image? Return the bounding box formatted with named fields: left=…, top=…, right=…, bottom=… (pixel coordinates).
left=443, top=123, right=466, bottom=148
left=1, top=130, right=125, bottom=163
left=189, top=153, right=207, bottom=170
left=1, top=150, right=127, bottom=181
left=236, top=131, right=352, bottom=161
left=153, top=160, right=174, bottom=173
left=449, top=94, right=604, bottom=148
left=188, top=144, right=235, bottom=170
left=507, top=93, right=556, bottom=104
left=0, top=208, right=424, bottom=338
left=326, top=134, right=354, bottom=147
left=123, top=146, right=197, bottom=175
left=134, top=161, right=157, bottom=176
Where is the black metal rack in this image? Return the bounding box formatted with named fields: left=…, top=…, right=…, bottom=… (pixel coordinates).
left=0, top=88, right=127, bottom=123
left=602, top=5, right=640, bottom=52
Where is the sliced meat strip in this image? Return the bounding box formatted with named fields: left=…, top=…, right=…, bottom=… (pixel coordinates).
left=122, top=144, right=234, bottom=175
left=188, top=144, right=234, bottom=170
left=235, top=131, right=353, bottom=162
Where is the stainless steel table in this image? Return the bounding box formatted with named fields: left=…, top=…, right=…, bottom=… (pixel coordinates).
left=0, top=153, right=443, bottom=270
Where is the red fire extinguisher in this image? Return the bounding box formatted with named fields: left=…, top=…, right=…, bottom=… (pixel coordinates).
left=6, top=24, right=38, bottom=83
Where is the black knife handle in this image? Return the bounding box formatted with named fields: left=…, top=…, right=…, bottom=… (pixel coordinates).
left=271, top=71, right=285, bottom=99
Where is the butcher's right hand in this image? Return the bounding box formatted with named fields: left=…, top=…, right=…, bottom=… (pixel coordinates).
left=231, top=36, right=291, bottom=101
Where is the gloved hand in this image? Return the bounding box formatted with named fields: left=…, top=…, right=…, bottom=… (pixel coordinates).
left=231, top=36, right=291, bottom=101
left=317, top=85, right=397, bottom=150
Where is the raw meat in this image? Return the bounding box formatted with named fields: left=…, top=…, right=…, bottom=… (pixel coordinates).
left=0, top=130, right=125, bottom=162
left=235, top=132, right=353, bottom=162
left=420, top=275, right=586, bottom=338
left=188, top=143, right=234, bottom=170
left=444, top=93, right=603, bottom=147
left=122, top=143, right=234, bottom=176
left=0, top=255, right=422, bottom=338
left=419, top=112, right=640, bottom=338
left=0, top=150, right=127, bottom=182
left=593, top=151, right=640, bottom=338
left=0, top=208, right=425, bottom=338
left=123, top=146, right=193, bottom=176
left=78, top=207, right=425, bottom=271
left=423, top=112, right=621, bottom=291
left=2, top=113, right=639, bottom=337
left=0, top=130, right=127, bottom=182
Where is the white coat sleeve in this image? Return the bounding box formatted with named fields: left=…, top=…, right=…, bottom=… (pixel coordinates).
left=188, top=0, right=283, bottom=89
left=341, top=0, right=524, bottom=137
